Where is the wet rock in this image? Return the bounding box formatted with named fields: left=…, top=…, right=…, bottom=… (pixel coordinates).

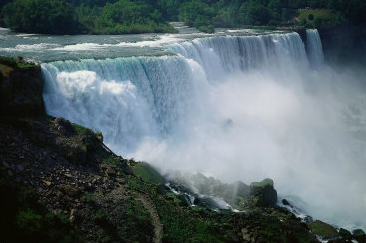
left=352, top=229, right=366, bottom=243
left=70, top=209, right=77, bottom=223
left=60, top=185, right=81, bottom=198
left=95, top=131, right=103, bottom=142
left=282, top=199, right=290, bottom=205
left=308, top=220, right=339, bottom=239
left=105, top=167, right=116, bottom=176
left=101, top=164, right=117, bottom=176
left=327, top=239, right=352, bottom=243
left=42, top=179, right=52, bottom=186
left=120, top=164, right=134, bottom=175
left=249, top=178, right=277, bottom=207
left=116, top=177, right=126, bottom=184
left=54, top=117, right=74, bottom=135
left=17, top=164, right=24, bottom=171
left=339, top=228, right=352, bottom=239
left=0, top=65, right=45, bottom=117
left=353, top=229, right=366, bottom=237
left=227, top=230, right=240, bottom=242
left=7, top=169, right=13, bottom=177
left=242, top=228, right=251, bottom=242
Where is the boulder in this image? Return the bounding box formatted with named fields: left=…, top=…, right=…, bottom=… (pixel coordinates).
left=352, top=229, right=366, bottom=243
left=0, top=64, right=45, bottom=118
left=353, top=229, right=366, bottom=237
left=249, top=178, right=277, bottom=207
left=308, top=220, right=339, bottom=239
left=339, top=228, right=352, bottom=239
left=60, top=184, right=81, bottom=198
left=282, top=199, right=290, bottom=205
left=54, top=117, right=74, bottom=135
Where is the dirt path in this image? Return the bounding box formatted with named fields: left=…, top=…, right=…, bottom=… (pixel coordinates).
left=137, top=194, right=163, bottom=243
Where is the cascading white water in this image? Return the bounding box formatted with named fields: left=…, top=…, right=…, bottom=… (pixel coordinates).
left=42, top=55, right=202, bottom=150
left=42, top=30, right=366, bottom=230
left=168, top=33, right=308, bottom=81
left=306, top=29, right=324, bottom=67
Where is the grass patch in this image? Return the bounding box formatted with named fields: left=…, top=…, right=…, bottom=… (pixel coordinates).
left=132, top=162, right=165, bottom=184
left=0, top=56, right=38, bottom=69
left=308, top=220, right=339, bottom=239
left=297, top=9, right=339, bottom=28
left=298, top=9, right=334, bottom=22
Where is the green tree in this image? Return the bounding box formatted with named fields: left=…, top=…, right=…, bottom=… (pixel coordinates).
left=157, top=0, right=180, bottom=21
left=178, top=1, right=215, bottom=28
left=241, top=2, right=271, bottom=25
left=2, top=0, right=79, bottom=34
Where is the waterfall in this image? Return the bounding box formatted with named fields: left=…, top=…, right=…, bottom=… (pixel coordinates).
left=168, top=32, right=308, bottom=81
left=42, top=56, right=205, bottom=151
left=42, top=30, right=366, bottom=230
left=306, top=29, right=324, bottom=67
left=42, top=32, right=308, bottom=152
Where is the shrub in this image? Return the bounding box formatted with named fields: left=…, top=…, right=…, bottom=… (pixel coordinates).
left=198, top=25, right=215, bottom=33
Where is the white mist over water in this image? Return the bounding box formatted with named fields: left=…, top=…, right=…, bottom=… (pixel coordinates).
left=42, top=31, right=366, bottom=230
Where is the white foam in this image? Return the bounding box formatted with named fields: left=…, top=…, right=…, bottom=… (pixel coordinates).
left=2, top=43, right=60, bottom=51
left=53, top=43, right=112, bottom=51
left=15, top=33, right=38, bottom=37
left=116, top=34, right=183, bottom=47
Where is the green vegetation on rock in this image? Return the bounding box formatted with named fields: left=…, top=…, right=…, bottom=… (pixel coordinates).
left=308, top=220, right=339, bottom=239
left=132, top=162, right=166, bottom=184
left=250, top=178, right=274, bottom=188
left=0, top=165, right=84, bottom=243
left=1, top=56, right=44, bottom=118
left=0, top=56, right=37, bottom=70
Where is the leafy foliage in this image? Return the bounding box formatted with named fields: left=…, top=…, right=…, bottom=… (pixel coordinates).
left=1, top=0, right=365, bottom=34
left=0, top=56, right=37, bottom=68
left=2, top=0, right=79, bottom=34
left=75, top=0, right=177, bottom=34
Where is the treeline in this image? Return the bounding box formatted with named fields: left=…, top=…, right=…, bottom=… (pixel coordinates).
left=173, top=0, right=365, bottom=30
left=0, top=0, right=365, bottom=34
left=74, top=1, right=176, bottom=34
left=0, top=0, right=176, bottom=34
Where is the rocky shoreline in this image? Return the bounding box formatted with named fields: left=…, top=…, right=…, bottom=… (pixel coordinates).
left=1, top=57, right=365, bottom=243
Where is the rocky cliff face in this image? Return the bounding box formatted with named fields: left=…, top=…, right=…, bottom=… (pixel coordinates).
left=295, top=25, right=365, bottom=66
left=0, top=64, right=45, bottom=118
left=318, top=25, right=366, bottom=65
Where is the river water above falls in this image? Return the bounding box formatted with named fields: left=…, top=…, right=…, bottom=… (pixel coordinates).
left=1, top=26, right=365, bottom=231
